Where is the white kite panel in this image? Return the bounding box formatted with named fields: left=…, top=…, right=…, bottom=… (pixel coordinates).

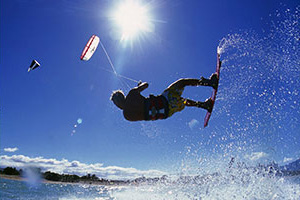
left=80, top=35, right=100, bottom=61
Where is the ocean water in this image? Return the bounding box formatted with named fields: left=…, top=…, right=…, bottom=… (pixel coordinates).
left=0, top=178, right=113, bottom=200
left=1, top=173, right=300, bottom=200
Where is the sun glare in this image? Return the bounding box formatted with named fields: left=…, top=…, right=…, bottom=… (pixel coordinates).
left=112, top=0, right=153, bottom=41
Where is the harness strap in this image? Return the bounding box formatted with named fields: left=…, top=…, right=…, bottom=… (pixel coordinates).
left=144, top=94, right=169, bottom=121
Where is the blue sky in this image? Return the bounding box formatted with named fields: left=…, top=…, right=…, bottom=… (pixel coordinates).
left=1, top=0, right=299, bottom=179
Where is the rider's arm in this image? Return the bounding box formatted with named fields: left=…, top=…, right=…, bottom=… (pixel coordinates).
left=135, top=82, right=149, bottom=93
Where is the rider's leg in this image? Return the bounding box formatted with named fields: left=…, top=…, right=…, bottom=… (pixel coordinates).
left=183, top=98, right=213, bottom=112
left=166, top=75, right=218, bottom=91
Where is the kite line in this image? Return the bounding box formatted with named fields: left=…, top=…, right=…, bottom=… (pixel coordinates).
left=99, top=40, right=139, bottom=89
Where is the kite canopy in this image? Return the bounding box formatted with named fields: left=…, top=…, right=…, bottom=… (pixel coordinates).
left=28, top=60, right=40, bottom=72
left=80, top=35, right=100, bottom=61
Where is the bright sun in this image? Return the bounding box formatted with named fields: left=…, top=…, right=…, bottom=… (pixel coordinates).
left=112, top=0, right=153, bottom=41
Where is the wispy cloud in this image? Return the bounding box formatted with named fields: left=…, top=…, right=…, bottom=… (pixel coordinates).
left=245, top=152, right=268, bottom=161
left=283, top=157, right=293, bottom=163
left=0, top=154, right=165, bottom=180
left=188, top=119, right=199, bottom=129
left=4, top=147, right=19, bottom=152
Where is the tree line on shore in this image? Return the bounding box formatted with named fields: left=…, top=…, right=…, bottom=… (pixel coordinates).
left=0, top=167, right=131, bottom=185
left=0, top=167, right=167, bottom=185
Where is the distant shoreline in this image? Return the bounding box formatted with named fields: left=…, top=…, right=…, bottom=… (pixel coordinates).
left=0, top=174, right=130, bottom=186
left=0, top=167, right=137, bottom=186
left=1, top=174, right=23, bottom=181
left=0, top=174, right=89, bottom=186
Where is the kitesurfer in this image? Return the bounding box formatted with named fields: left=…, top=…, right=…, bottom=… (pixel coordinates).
left=111, top=74, right=219, bottom=121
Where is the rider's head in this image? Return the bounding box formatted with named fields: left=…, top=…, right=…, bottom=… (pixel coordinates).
left=111, top=90, right=125, bottom=110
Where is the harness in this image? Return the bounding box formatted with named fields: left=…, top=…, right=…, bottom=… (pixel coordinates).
left=144, top=94, right=169, bottom=120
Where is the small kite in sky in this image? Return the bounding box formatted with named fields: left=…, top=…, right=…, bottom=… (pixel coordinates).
left=28, top=60, right=40, bottom=72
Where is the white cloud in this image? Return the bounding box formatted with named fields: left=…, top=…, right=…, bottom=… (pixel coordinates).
left=283, top=157, right=293, bottom=163
left=4, top=147, right=19, bottom=152
left=245, top=152, right=268, bottom=161
left=0, top=154, right=165, bottom=180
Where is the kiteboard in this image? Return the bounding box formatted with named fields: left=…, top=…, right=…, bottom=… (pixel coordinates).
left=204, top=52, right=221, bottom=127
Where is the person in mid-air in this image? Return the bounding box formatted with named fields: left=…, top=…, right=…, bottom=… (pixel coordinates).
left=111, top=74, right=219, bottom=121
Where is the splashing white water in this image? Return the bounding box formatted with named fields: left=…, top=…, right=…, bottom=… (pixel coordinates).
left=112, top=171, right=300, bottom=200
left=212, top=6, right=300, bottom=159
